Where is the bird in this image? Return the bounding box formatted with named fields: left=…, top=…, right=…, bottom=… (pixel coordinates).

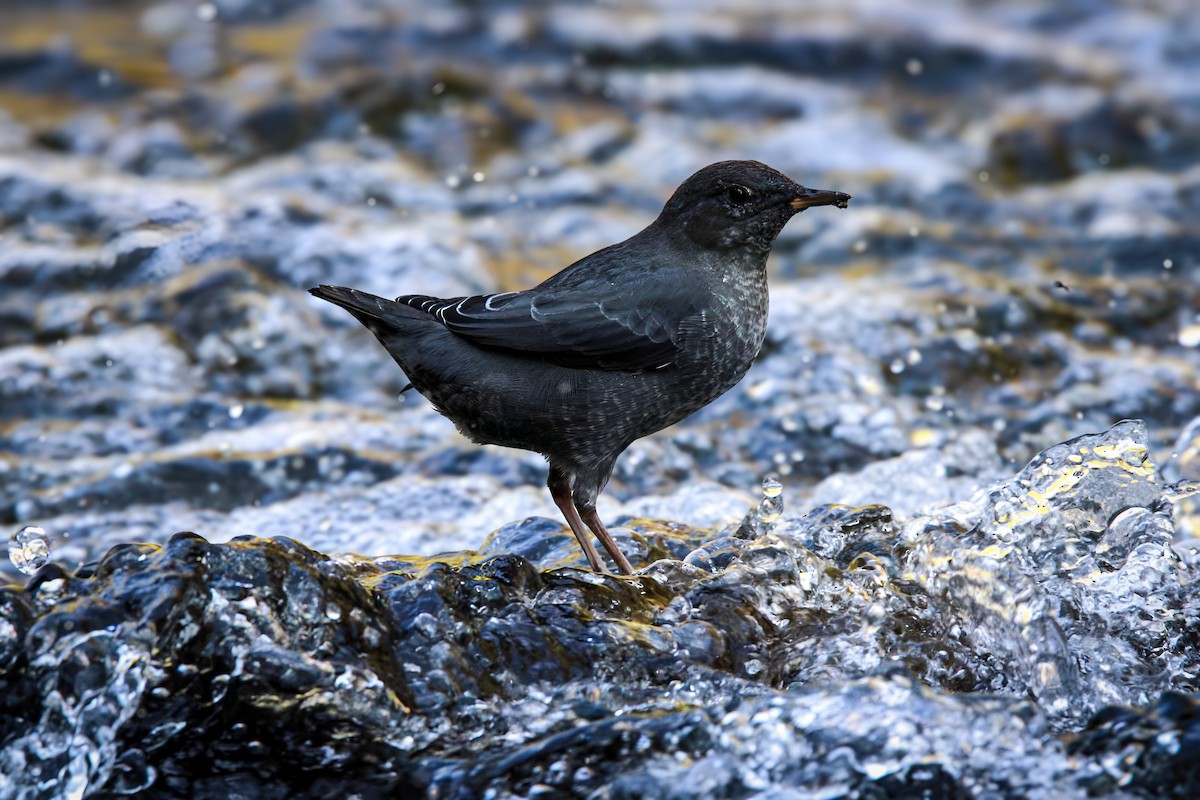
left=310, top=160, right=850, bottom=575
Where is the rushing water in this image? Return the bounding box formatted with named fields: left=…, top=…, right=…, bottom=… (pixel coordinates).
left=1, top=0, right=1198, bottom=797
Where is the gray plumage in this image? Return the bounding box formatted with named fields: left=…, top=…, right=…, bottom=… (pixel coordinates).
left=310, top=160, right=850, bottom=574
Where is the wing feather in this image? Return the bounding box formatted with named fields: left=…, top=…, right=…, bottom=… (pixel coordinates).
left=396, top=272, right=703, bottom=371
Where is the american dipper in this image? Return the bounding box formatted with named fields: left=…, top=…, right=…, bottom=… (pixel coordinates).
left=311, top=160, right=849, bottom=574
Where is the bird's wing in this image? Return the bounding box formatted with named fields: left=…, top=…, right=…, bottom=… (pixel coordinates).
left=397, top=274, right=705, bottom=371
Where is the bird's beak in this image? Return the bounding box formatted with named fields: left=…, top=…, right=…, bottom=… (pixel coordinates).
left=791, top=187, right=852, bottom=211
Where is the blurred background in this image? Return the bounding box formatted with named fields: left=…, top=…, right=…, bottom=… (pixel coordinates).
left=1, top=0, right=1198, bottom=575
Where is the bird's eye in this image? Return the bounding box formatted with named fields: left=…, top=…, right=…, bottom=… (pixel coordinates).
left=726, top=184, right=754, bottom=204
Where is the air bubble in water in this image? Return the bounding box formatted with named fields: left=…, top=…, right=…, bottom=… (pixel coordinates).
left=9, top=525, right=50, bottom=575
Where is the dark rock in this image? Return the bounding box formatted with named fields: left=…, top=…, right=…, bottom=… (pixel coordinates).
left=1069, top=691, right=1200, bottom=799
left=0, top=48, right=136, bottom=101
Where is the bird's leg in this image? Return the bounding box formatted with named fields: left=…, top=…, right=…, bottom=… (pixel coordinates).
left=577, top=505, right=634, bottom=575
left=548, top=465, right=605, bottom=572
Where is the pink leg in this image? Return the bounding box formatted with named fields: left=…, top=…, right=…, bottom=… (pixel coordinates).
left=578, top=505, right=634, bottom=575
left=548, top=467, right=605, bottom=572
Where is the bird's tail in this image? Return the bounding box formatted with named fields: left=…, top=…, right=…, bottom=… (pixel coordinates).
left=309, top=285, right=439, bottom=391
left=309, top=285, right=432, bottom=326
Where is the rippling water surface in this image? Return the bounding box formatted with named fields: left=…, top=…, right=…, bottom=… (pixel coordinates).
left=1, top=1, right=1198, bottom=797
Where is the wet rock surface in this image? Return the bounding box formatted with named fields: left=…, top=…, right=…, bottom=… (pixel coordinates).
left=2, top=424, right=1199, bottom=798
left=1, top=0, right=1199, bottom=797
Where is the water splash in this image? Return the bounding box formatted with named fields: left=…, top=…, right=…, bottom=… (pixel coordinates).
left=760, top=475, right=784, bottom=521
left=737, top=475, right=785, bottom=539
left=9, top=525, right=50, bottom=575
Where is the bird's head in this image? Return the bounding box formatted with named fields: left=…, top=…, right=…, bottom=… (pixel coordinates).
left=658, top=160, right=850, bottom=253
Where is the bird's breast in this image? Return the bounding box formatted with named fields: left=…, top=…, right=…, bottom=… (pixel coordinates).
left=676, top=270, right=769, bottom=390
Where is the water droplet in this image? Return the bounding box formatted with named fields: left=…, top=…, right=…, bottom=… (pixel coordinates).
left=738, top=475, right=786, bottom=539
left=472, top=171, right=485, bottom=183
left=325, top=603, right=342, bottom=621
left=228, top=403, right=244, bottom=419
left=9, top=526, right=50, bottom=575
left=757, top=475, right=784, bottom=525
